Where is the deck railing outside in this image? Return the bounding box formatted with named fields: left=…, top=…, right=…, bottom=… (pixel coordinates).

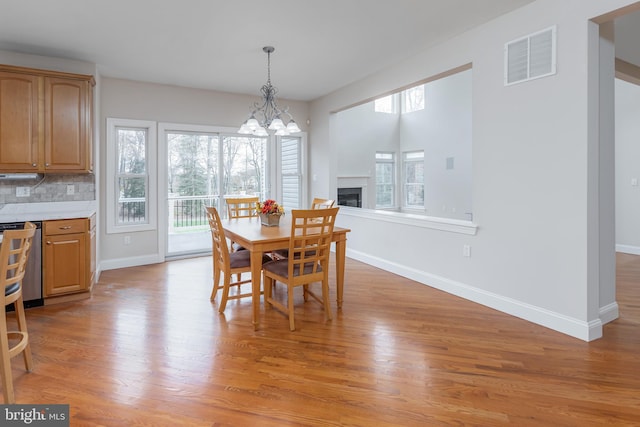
left=168, top=195, right=218, bottom=233
left=119, top=194, right=261, bottom=234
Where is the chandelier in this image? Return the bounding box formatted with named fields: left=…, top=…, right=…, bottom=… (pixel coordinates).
left=238, top=46, right=301, bottom=137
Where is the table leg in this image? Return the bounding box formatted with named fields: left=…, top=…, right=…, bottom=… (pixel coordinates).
left=250, top=250, right=264, bottom=330
left=334, top=237, right=346, bottom=308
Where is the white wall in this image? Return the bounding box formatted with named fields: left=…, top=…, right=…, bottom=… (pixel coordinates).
left=615, top=78, right=640, bottom=253
left=99, top=78, right=309, bottom=268
left=310, top=0, right=640, bottom=341
left=400, top=70, right=472, bottom=219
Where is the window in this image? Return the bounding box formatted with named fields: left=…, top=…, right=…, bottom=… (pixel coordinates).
left=106, top=118, right=157, bottom=233
left=280, top=136, right=302, bottom=209
left=403, top=151, right=424, bottom=209
left=402, top=85, right=425, bottom=113
left=374, top=94, right=397, bottom=114
left=375, top=152, right=395, bottom=208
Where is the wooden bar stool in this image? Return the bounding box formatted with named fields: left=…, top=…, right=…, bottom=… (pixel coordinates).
left=0, top=221, right=36, bottom=403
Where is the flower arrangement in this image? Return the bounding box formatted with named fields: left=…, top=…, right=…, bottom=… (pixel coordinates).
left=256, top=199, right=285, bottom=216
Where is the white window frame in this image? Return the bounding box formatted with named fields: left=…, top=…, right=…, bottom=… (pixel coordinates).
left=402, top=150, right=425, bottom=210
left=375, top=152, right=395, bottom=209
left=274, top=132, right=307, bottom=208
left=374, top=94, right=397, bottom=114
left=402, top=84, right=425, bottom=114
left=106, top=118, right=158, bottom=234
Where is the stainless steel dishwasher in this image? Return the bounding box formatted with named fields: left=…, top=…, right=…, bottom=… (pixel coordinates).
left=0, top=221, right=43, bottom=308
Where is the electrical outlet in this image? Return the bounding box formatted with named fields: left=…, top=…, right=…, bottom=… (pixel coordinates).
left=16, top=187, right=30, bottom=197
left=463, top=244, right=471, bottom=257
left=66, top=184, right=75, bottom=195
left=124, top=236, right=131, bottom=245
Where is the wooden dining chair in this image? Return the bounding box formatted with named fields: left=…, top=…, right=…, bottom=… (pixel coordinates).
left=205, top=207, right=271, bottom=312
left=225, top=196, right=259, bottom=255
left=263, top=207, right=339, bottom=331
left=0, top=221, right=36, bottom=403
left=226, top=196, right=259, bottom=220
left=311, top=197, right=335, bottom=210
left=272, top=197, right=336, bottom=260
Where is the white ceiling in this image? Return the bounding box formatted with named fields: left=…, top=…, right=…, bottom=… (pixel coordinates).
left=1, top=1, right=637, bottom=102
left=0, top=0, right=537, bottom=101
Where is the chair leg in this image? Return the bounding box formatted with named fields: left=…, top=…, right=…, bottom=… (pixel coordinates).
left=210, top=262, right=221, bottom=300
left=288, top=284, right=296, bottom=331
left=218, top=274, right=232, bottom=313
left=14, top=299, right=33, bottom=371
left=322, top=279, right=332, bottom=321
left=264, top=274, right=273, bottom=306
left=0, top=312, right=15, bottom=404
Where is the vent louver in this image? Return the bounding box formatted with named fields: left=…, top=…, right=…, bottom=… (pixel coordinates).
left=505, top=26, right=556, bottom=86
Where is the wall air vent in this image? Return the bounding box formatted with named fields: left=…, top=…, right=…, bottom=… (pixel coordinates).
left=504, top=26, right=556, bottom=86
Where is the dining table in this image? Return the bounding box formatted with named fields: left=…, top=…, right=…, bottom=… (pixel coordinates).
left=222, top=215, right=350, bottom=330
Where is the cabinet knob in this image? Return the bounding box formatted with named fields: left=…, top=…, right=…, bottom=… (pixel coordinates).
left=32, top=163, right=37, bottom=167
left=59, top=226, right=72, bottom=230
left=45, top=163, right=50, bottom=167
left=46, top=240, right=52, bottom=245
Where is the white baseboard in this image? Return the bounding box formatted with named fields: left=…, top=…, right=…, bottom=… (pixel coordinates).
left=99, top=254, right=163, bottom=271
left=616, top=244, right=640, bottom=255
left=599, top=301, right=619, bottom=324
left=346, top=248, right=603, bottom=341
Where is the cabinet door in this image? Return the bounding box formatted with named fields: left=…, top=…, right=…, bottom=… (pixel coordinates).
left=44, top=232, right=87, bottom=296
left=0, top=72, right=40, bottom=171
left=44, top=77, right=91, bottom=172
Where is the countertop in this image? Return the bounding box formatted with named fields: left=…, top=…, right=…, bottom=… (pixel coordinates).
left=0, top=200, right=97, bottom=223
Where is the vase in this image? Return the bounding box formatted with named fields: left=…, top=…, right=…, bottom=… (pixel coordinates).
left=260, top=213, right=281, bottom=227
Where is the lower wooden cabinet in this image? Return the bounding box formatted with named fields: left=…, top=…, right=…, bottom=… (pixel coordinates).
left=43, top=215, right=95, bottom=298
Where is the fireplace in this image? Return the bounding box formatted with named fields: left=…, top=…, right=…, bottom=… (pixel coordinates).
left=337, top=187, right=362, bottom=208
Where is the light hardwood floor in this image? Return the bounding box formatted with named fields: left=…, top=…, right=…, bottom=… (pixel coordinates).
left=7, top=253, right=640, bottom=426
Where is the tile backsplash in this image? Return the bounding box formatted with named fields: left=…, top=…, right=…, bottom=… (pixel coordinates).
left=0, top=174, right=95, bottom=204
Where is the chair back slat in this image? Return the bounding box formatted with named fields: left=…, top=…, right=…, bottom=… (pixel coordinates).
left=226, top=197, right=259, bottom=219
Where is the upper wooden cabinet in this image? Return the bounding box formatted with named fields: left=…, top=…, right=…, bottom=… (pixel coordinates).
left=0, top=65, right=94, bottom=173
left=0, top=71, right=39, bottom=170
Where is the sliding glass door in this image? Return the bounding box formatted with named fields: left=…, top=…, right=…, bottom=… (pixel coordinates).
left=164, top=127, right=267, bottom=257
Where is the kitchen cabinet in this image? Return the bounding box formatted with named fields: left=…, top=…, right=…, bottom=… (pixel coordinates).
left=43, top=216, right=94, bottom=297
left=0, top=71, right=39, bottom=170
left=0, top=64, right=94, bottom=173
